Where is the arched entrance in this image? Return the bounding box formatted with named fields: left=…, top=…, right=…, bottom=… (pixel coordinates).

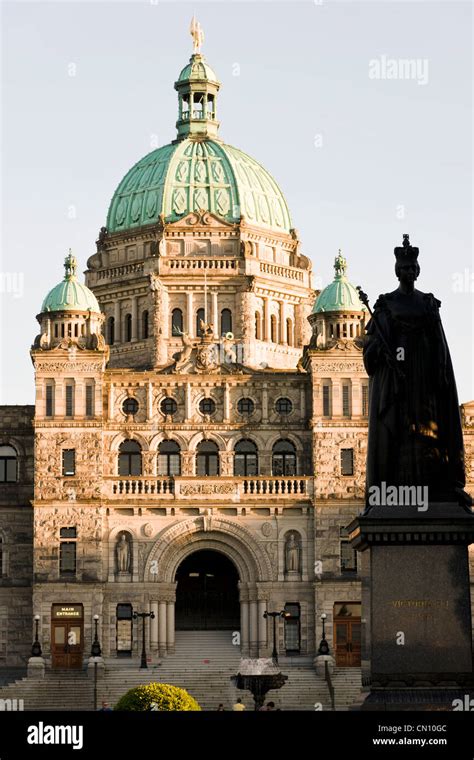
left=175, top=550, right=240, bottom=630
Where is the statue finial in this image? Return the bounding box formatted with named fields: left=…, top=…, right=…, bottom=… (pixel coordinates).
left=334, top=249, right=347, bottom=278
left=64, top=249, right=78, bottom=280
left=190, top=16, right=204, bottom=54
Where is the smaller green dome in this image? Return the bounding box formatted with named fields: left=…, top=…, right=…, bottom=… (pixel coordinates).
left=41, top=251, right=100, bottom=313
left=313, top=252, right=365, bottom=314
left=177, top=54, right=218, bottom=84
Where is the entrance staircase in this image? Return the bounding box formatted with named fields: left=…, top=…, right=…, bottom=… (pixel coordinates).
left=0, top=632, right=362, bottom=711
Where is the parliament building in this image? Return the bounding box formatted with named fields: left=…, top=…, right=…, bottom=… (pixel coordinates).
left=1, top=31, right=473, bottom=693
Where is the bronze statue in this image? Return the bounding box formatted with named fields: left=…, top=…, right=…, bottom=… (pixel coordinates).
left=360, top=235, right=471, bottom=509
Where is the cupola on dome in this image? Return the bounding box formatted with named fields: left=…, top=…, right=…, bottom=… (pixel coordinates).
left=312, top=252, right=365, bottom=314
left=41, top=252, right=101, bottom=313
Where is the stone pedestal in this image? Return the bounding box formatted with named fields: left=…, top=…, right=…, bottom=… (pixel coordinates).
left=27, top=656, right=46, bottom=680
left=87, top=656, right=105, bottom=679
left=284, top=570, right=300, bottom=581
left=314, top=654, right=335, bottom=678
left=349, top=502, right=474, bottom=710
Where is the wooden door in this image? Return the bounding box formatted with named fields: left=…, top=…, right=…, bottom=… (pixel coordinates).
left=51, top=621, right=83, bottom=669
left=334, top=619, right=361, bottom=667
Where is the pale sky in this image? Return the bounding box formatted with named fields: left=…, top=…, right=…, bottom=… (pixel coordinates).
left=1, top=0, right=472, bottom=403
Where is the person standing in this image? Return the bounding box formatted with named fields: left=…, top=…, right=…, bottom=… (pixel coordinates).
left=232, top=698, right=246, bottom=711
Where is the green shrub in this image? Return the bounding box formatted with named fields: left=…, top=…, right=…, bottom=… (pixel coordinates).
left=114, top=682, right=201, bottom=712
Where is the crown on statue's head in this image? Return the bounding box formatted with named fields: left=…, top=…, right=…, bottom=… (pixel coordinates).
left=394, top=234, right=419, bottom=263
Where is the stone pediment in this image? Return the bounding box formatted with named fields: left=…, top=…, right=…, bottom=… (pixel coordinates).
left=166, top=209, right=238, bottom=231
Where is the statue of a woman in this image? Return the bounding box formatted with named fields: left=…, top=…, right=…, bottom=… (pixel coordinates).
left=286, top=533, right=300, bottom=572
left=362, top=235, right=471, bottom=509
left=117, top=534, right=130, bottom=572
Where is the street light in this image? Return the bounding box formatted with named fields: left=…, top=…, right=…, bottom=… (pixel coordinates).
left=318, top=612, right=330, bottom=655
left=133, top=610, right=155, bottom=669
left=90, top=614, right=101, bottom=711
left=31, top=614, right=42, bottom=657
left=263, top=610, right=290, bottom=665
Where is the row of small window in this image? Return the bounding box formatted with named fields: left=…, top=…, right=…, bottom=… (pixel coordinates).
left=254, top=312, right=295, bottom=346
left=123, top=395, right=294, bottom=418
left=322, top=383, right=369, bottom=417
left=105, top=309, right=234, bottom=345
left=45, top=383, right=94, bottom=418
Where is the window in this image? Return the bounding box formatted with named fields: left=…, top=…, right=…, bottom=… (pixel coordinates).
left=85, top=384, right=94, bottom=417
left=122, top=397, right=139, bottom=416
left=284, top=603, right=301, bottom=654
left=172, top=309, right=183, bottom=336
left=62, top=449, right=76, bottom=476
left=286, top=318, right=293, bottom=347
left=158, top=441, right=181, bottom=476
left=160, top=398, right=178, bottom=416
left=255, top=312, right=262, bottom=340
left=59, top=527, right=77, bottom=576
left=272, top=440, right=297, bottom=476
left=125, top=314, right=132, bottom=342
left=0, top=446, right=17, bottom=483
left=116, top=603, right=133, bottom=657
left=46, top=384, right=54, bottom=417
left=322, top=384, right=331, bottom=417
left=341, top=448, right=354, bottom=476
left=0, top=537, right=3, bottom=577
left=340, top=528, right=357, bottom=573
left=196, top=308, right=205, bottom=336
left=65, top=385, right=74, bottom=417
left=342, top=383, right=351, bottom=417
left=118, top=440, right=142, bottom=476
left=199, top=398, right=216, bottom=416
left=220, top=309, right=232, bottom=335
left=237, top=397, right=255, bottom=416
left=142, top=311, right=149, bottom=340
left=107, top=317, right=115, bottom=345
left=270, top=314, right=277, bottom=343
left=362, top=384, right=369, bottom=417
left=196, top=441, right=219, bottom=476
left=275, top=397, right=292, bottom=415
left=234, top=439, right=258, bottom=476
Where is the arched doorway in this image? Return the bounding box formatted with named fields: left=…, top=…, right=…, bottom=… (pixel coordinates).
left=175, top=550, right=240, bottom=630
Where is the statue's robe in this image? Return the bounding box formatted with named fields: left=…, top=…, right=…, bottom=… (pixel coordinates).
left=363, top=288, right=468, bottom=507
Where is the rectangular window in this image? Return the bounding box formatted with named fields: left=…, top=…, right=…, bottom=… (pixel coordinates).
left=322, top=385, right=331, bottom=417
left=116, top=603, right=133, bottom=657
left=65, top=385, right=74, bottom=417
left=284, top=603, right=301, bottom=654
left=362, top=384, right=369, bottom=417
left=341, top=448, right=354, bottom=476
left=62, top=450, right=76, bottom=477
left=59, top=542, right=76, bottom=575
left=342, top=384, right=351, bottom=417
left=0, top=606, right=7, bottom=661
left=85, top=384, right=94, bottom=417
left=46, top=385, right=54, bottom=417
left=60, top=526, right=77, bottom=539
left=340, top=528, right=357, bottom=572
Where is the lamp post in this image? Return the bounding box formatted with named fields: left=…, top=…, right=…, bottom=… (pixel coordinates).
left=318, top=612, right=330, bottom=656
left=133, top=610, right=155, bottom=669
left=31, top=614, right=42, bottom=657
left=263, top=610, right=290, bottom=665
left=90, top=614, right=101, bottom=711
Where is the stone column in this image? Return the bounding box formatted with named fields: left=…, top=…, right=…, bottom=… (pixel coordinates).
left=150, top=601, right=159, bottom=651
left=158, top=601, right=167, bottom=657
left=300, top=387, right=306, bottom=422
left=223, top=382, right=230, bottom=422
left=184, top=383, right=192, bottom=421
left=147, top=381, right=153, bottom=421
left=249, top=600, right=258, bottom=658
left=131, top=296, right=138, bottom=342
left=263, top=297, right=271, bottom=342
left=167, top=602, right=175, bottom=654
left=241, top=289, right=256, bottom=362
left=108, top=384, right=114, bottom=420
left=258, top=599, right=267, bottom=656
left=279, top=301, right=286, bottom=344
left=212, top=290, right=219, bottom=338
left=240, top=600, right=249, bottom=656
left=262, top=383, right=269, bottom=423
left=332, top=379, right=342, bottom=417
left=114, top=300, right=121, bottom=343
left=186, top=291, right=194, bottom=336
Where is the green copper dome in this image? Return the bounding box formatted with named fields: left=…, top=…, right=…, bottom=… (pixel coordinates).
left=41, top=252, right=101, bottom=313
left=107, top=139, right=291, bottom=233
left=106, top=46, right=292, bottom=234
left=312, top=252, right=365, bottom=313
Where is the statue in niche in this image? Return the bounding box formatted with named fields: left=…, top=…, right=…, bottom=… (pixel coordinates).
left=285, top=533, right=300, bottom=573
left=117, top=533, right=131, bottom=572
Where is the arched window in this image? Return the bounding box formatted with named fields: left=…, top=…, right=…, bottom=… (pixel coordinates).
left=158, top=441, right=181, bottom=476
left=142, top=311, right=149, bottom=340
left=220, top=309, right=232, bottom=335
left=272, top=439, right=297, bottom=476
left=234, top=439, right=258, bottom=476
left=172, top=309, right=183, bottom=336
left=118, top=440, right=142, bottom=476
left=54, top=323, right=59, bottom=338
left=255, top=312, right=262, bottom=340
left=125, top=314, right=132, bottom=342
left=196, top=440, right=219, bottom=477
left=0, top=445, right=17, bottom=483
left=270, top=314, right=278, bottom=343
left=196, top=308, right=205, bottom=336
left=107, top=317, right=115, bottom=345
left=286, top=318, right=293, bottom=346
